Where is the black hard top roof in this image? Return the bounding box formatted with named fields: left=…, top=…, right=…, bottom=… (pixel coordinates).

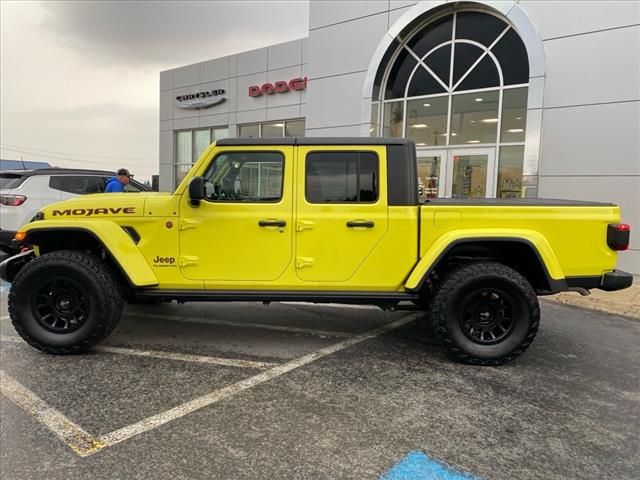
left=0, top=168, right=117, bottom=177
left=216, top=137, right=413, bottom=146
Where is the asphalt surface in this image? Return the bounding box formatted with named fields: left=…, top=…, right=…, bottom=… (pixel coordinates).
left=0, top=282, right=638, bottom=479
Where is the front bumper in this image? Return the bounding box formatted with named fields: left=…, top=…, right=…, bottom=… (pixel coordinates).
left=0, top=229, right=16, bottom=247
left=566, top=270, right=634, bottom=292
left=0, top=249, right=35, bottom=283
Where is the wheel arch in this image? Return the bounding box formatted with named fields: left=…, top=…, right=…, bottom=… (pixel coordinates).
left=406, top=234, right=567, bottom=294
left=22, top=222, right=158, bottom=287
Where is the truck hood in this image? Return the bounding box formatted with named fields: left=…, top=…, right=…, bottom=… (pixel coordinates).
left=38, top=192, right=173, bottom=219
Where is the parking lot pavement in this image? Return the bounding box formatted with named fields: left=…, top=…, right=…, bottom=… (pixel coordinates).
left=0, top=287, right=639, bottom=480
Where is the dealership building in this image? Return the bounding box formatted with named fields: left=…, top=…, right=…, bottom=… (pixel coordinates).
left=159, top=0, right=640, bottom=274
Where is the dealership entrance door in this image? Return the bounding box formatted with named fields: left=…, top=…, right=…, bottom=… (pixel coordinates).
left=417, top=148, right=496, bottom=199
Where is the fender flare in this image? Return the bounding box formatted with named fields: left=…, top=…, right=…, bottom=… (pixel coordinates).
left=404, top=229, right=566, bottom=292
left=21, top=221, right=158, bottom=287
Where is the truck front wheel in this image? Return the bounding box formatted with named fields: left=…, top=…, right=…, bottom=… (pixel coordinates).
left=431, top=262, right=539, bottom=365
left=8, top=250, right=123, bottom=354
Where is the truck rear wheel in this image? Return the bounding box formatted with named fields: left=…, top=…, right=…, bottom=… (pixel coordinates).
left=430, top=262, right=539, bottom=365
left=8, top=250, right=123, bottom=354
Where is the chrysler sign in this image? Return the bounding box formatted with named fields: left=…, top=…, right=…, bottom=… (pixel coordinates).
left=248, top=77, right=307, bottom=97
left=175, top=89, right=226, bottom=109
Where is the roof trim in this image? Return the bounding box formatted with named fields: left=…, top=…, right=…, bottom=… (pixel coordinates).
left=216, top=137, right=413, bottom=146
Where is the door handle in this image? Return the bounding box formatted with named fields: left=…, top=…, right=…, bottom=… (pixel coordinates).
left=346, top=220, right=375, bottom=228
left=259, top=219, right=287, bottom=228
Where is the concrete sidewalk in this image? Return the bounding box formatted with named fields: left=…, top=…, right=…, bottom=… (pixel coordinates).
left=545, top=282, right=640, bottom=319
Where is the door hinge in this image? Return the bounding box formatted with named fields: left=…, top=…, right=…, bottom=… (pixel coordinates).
left=295, top=257, right=314, bottom=269
left=179, top=219, right=199, bottom=231
left=296, top=220, right=315, bottom=232
left=179, top=256, right=199, bottom=267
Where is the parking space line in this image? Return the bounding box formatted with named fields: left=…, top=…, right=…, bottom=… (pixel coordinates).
left=136, top=312, right=356, bottom=338
left=1, top=314, right=416, bottom=456
left=1, top=315, right=9, bottom=321
left=0, top=336, right=277, bottom=370
left=95, top=314, right=417, bottom=452
left=97, top=345, right=277, bottom=369
left=0, top=371, right=104, bottom=457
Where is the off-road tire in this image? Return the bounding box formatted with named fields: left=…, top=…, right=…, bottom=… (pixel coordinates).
left=8, top=250, right=123, bottom=354
left=431, top=262, right=539, bottom=365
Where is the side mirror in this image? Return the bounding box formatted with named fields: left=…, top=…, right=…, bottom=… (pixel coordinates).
left=188, top=176, right=205, bottom=206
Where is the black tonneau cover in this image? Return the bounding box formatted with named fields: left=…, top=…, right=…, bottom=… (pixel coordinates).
left=423, top=198, right=615, bottom=207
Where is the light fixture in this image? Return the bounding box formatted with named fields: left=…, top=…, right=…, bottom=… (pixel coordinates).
left=411, top=124, right=428, bottom=128
left=470, top=120, right=476, bottom=124
left=423, top=103, right=431, bottom=107
left=475, top=98, right=483, bottom=102
left=516, top=116, right=522, bottom=120
left=481, top=118, right=498, bottom=123
left=440, top=134, right=448, bottom=137
left=466, top=140, right=481, bottom=143
left=416, top=142, right=427, bottom=146
left=451, top=133, right=457, bottom=136
left=506, top=128, right=524, bottom=133
left=370, top=128, right=375, bottom=132
left=273, top=123, right=284, bottom=127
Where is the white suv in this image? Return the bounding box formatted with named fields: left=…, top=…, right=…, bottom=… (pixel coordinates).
left=0, top=168, right=149, bottom=254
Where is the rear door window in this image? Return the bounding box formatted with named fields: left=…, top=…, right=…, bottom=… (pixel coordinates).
left=49, top=175, right=106, bottom=194
left=305, top=151, right=378, bottom=203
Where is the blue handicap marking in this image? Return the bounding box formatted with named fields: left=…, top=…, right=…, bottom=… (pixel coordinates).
left=381, top=451, right=479, bottom=480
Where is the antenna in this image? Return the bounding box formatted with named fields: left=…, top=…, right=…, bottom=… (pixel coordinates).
left=20, top=155, right=26, bottom=170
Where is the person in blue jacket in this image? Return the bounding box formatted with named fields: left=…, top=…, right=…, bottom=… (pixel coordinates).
left=105, top=168, right=132, bottom=192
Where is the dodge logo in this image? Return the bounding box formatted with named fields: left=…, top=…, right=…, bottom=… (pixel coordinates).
left=248, top=77, right=307, bottom=97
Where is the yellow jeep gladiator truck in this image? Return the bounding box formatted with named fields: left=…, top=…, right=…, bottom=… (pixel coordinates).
left=0, top=138, right=633, bottom=365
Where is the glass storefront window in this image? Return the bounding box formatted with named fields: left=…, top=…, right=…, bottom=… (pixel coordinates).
left=176, top=131, right=192, bottom=164
left=284, top=119, right=305, bottom=137
left=501, top=88, right=527, bottom=143
left=449, top=90, right=499, bottom=144
left=497, top=145, right=524, bottom=198
left=193, top=129, right=211, bottom=162
left=238, top=119, right=305, bottom=138
left=212, top=127, right=229, bottom=141
left=451, top=154, right=489, bottom=198
left=175, top=163, right=192, bottom=186
left=417, top=156, right=441, bottom=200
left=239, top=124, right=259, bottom=138
left=370, top=9, right=534, bottom=199
left=406, top=96, right=448, bottom=146
left=383, top=101, right=404, bottom=137
left=262, top=121, right=285, bottom=137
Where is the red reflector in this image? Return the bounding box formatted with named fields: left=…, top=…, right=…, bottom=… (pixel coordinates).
left=616, top=224, right=630, bottom=232
left=0, top=194, right=27, bottom=206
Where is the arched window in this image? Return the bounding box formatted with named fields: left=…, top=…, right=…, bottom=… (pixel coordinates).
left=371, top=10, right=531, bottom=199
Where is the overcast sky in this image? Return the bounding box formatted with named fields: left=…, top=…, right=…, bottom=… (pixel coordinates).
left=0, top=1, right=309, bottom=180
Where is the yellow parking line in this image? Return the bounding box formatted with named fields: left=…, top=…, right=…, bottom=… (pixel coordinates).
left=0, top=371, right=105, bottom=457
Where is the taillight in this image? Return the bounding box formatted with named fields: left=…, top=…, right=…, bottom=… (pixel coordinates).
left=607, top=223, right=631, bottom=251
left=0, top=194, right=27, bottom=206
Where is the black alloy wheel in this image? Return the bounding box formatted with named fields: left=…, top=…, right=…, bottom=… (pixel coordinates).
left=459, top=287, right=516, bottom=345
left=32, top=278, right=90, bottom=333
